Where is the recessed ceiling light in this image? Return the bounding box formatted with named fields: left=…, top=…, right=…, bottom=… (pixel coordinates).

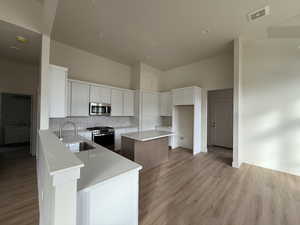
left=10, top=46, right=20, bottom=50
left=16, top=36, right=28, bottom=44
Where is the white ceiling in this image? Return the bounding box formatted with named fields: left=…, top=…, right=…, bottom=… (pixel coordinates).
left=52, top=0, right=300, bottom=70
left=0, top=20, right=42, bottom=64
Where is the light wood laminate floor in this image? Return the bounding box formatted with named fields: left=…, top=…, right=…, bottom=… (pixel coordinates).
left=139, top=147, right=300, bottom=225
left=1, top=147, right=300, bottom=225
left=0, top=150, right=38, bottom=225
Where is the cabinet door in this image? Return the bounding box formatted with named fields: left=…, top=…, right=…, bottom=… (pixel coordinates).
left=90, top=86, right=111, bottom=104
left=70, top=82, right=90, bottom=116
left=90, top=85, right=101, bottom=103
left=111, top=89, right=123, bottom=116
left=99, top=87, right=111, bottom=104
left=172, top=88, right=185, bottom=105
left=123, top=91, right=134, bottom=116
left=48, top=65, right=67, bottom=118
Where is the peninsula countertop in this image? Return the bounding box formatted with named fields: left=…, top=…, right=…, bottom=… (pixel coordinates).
left=121, top=130, right=174, bottom=142
left=60, top=134, right=142, bottom=191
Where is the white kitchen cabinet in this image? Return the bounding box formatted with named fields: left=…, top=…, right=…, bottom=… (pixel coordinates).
left=111, top=89, right=135, bottom=117
left=90, top=85, right=111, bottom=104
left=172, top=87, right=196, bottom=106
left=111, top=89, right=123, bottom=116
left=48, top=65, right=68, bottom=118
left=159, top=92, right=172, bottom=116
left=70, top=81, right=90, bottom=116
left=123, top=91, right=135, bottom=116
left=67, top=81, right=71, bottom=116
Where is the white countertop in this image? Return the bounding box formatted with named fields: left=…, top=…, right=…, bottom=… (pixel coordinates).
left=113, top=125, right=138, bottom=129
left=60, top=135, right=142, bottom=191
left=121, top=130, right=174, bottom=142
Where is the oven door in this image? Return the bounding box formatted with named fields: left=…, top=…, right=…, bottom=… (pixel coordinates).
left=93, top=134, right=115, bottom=150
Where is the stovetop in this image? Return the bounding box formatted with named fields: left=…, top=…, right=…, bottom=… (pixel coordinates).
left=86, top=126, right=114, bottom=131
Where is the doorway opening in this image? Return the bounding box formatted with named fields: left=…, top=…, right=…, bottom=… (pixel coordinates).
left=0, top=93, right=32, bottom=158
left=207, top=89, right=233, bottom=166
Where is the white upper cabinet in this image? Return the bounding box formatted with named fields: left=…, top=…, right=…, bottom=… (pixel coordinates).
left=48, top=65, right=68, bottom=118
left=159, top=92, right=172, bottom=116
left=123, top=90, right=135, bottom=116
left=111, top=89, right=123, bottom=116
left=70, top=81, right=90, bottom=116
left=172, top=87, right=195, bottom=106
left=90, top=85, right=111, bottom=104
left=111, top=89, right=135, bottom=117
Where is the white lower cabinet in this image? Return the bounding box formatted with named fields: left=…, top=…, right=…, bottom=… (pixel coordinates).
left=77, top=169, right=140, bottom=225
left=115, top=127, right=138, bottom=150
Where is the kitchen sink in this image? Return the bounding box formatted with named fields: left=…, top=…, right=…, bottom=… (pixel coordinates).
left=65, top=141, right=95, bottom=152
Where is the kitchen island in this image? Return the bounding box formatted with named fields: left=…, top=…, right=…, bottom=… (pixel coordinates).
left=60, top=134, right=142, bottom=225
left=121, top=130, right=174, bottom=171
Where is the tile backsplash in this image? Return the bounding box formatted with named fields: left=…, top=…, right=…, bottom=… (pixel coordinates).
left=49, top=116, right=137, bottom=131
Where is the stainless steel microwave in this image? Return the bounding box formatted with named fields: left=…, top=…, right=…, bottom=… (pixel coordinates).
left=89, top=103, right=111, bottom=116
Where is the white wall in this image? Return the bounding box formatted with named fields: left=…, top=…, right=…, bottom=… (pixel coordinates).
left=240, top=39, right=300, bottom=176
left=161, top=52, right=233, bottom=91
left=50, top=40, right=132, bottom=89
left=0, top=57, right=39, bottom=154
left=140, top=63, right=162, bottom=91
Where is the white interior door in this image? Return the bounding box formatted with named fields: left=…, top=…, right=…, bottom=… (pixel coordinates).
left=209, top=89, right=233, bottom=148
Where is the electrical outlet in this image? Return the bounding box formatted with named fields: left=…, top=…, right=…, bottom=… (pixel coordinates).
left=180, top=137, right=184, bottom=140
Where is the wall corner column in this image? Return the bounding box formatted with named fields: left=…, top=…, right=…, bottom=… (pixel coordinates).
left=233, top=38, right=242, bottom=168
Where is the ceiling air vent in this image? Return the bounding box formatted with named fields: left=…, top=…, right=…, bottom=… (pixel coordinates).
left=248, top=6, right=270, bottom=22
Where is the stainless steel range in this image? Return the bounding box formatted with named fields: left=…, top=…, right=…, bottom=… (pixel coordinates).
left=87, top=126, right=115, bottom=151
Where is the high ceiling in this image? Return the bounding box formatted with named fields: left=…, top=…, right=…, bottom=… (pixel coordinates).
left=52, top=0, right=300, bottom=70
left=0, top=20, right=42, bottom=64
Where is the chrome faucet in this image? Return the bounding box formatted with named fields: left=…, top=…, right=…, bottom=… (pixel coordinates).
left=59, top=121, right=78, bottom=140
